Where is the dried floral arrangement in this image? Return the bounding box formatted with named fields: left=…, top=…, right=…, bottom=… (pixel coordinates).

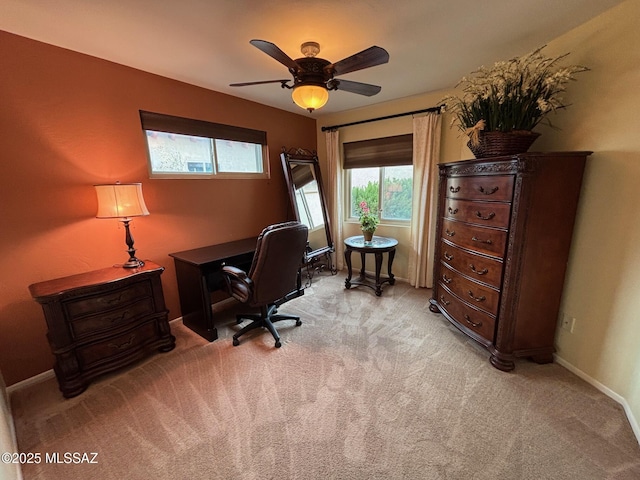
left=442, top=46, right=589, bottom=141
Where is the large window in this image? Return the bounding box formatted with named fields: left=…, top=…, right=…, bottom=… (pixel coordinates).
left=140, top=111, right=269, bottom=179
left=343, top=134, right=413, bottom=222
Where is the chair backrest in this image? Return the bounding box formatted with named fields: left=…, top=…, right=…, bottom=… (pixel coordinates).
left=248, top=221, right=308, bottom=306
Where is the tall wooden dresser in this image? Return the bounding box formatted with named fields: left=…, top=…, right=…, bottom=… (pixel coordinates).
left=29, top=262, right=176, bottom=397
left=429, top=152, right=591, bottom=371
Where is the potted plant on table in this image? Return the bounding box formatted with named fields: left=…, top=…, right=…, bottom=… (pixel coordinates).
left=441, top=46, right=588, bottom=158
left=357, top=201, right=379, bottom=243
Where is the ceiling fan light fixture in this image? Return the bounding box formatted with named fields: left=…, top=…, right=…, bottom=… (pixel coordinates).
left=292, top=84, right=329, bottom=113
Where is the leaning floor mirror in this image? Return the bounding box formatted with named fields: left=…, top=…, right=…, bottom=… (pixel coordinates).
left=281, top=147, right=336, bottom=284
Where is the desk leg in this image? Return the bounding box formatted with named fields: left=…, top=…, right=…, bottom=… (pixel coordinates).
left=344, top=248, right=353, bottom=288
left=374, top=252, right=383, bottom=296
left=388, top=248, right=396, bottom=285
left=173, top=260, right=218, bottom=342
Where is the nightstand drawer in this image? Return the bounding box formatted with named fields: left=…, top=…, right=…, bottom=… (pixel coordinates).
left=439, top=240, right=504, bottom=289
left=446, top=175, right=514, bottom=202
left=65, top=282, right=152, bottom=319
left=69, top=297, right=156, bottom=339
left=436, top=285, right=496, bottom=343
left=444, top=198, right=511, bottom=228
left=76, top=321, right=159, bottom=369
left=442, top=219, right=507, bottom=258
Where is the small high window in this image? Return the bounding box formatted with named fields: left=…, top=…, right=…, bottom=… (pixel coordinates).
left=140, top=111, right=269, bottom=179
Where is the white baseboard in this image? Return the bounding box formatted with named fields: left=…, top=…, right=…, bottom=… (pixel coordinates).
left=554, top=354, right=640, bottom=445
left=6, top=369, right=55, bottom=395
left=7, top=317, right=188, bottom=395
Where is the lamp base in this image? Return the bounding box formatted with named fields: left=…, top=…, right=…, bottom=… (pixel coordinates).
left=120, top=218, right=144, bottom=269
left=122, top=258, right=145, bottom=269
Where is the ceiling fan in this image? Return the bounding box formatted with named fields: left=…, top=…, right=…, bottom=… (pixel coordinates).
left=230, top=39, right=390, bottom=113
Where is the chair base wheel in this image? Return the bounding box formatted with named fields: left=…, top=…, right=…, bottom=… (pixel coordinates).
left=275, top=340, right=281, bottom=348
left=296, top=319, right=302, bottom=326
left=232, top=338, right=239, bottom=346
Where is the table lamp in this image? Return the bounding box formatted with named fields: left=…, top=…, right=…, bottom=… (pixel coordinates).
left=94, top=182, right=150, bottom=268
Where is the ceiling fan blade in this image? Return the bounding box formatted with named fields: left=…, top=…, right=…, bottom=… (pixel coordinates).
left=249, top=39, right=299, bottom=71
left=230, top=80, right=290, bottom=87
left=330, top=46, right=389, bottom=76
left=334, top=79, right=382, bottom=96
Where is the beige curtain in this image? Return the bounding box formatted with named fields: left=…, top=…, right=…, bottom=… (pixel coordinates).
left=325, top=130, right=344, bottom=271
left=408, top=113, right=442, bottom=288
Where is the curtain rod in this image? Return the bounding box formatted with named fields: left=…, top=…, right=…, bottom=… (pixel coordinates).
left=320, top=105, right=442, bottom=132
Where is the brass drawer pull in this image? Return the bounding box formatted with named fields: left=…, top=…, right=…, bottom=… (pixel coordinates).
left=448, top=207, right=458, bottom=215
left=478, top=186, right=499, bottom=195
left=468, top=290, right=486, bottom=302
left=445, top=229, right=456, bottom=237
left=449, top=186, right=461, bottom=193
left=472, top=236, right=493, bottom=245
left=442, top=274, right=453, bottom=284
left=444, top=251, right=454, bottom=261
left=464, top=314, right=483, bottom=328
left=439, top=295, right=450, bottom=306
left=105, top=293, right=125, bottom=305
left=108, top=312, right=128, bottom=323
left=469, top=264, right=488, bottom=275
left=108, top=334, right=136, bottom=350
left=475, top=211, right=496, bottom=221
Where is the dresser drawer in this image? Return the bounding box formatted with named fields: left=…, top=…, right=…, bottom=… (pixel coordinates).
left=439, top=263, right=500, bottom=316
left=446, top=175, right=514, bottom=202
left=444, top=198, right=511, bottom=229
left=76, top=321, right=159, bottom=369
left=69, top=297, right=156, bottom=339
left=439, top=240, right=504, bottom=289
left=442, top=219, right=507, bottom=258
left=436, top=285, right=496, bottom=343
left=64, top=282, right=153, bottom=319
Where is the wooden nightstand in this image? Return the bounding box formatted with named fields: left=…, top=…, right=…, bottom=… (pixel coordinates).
left=29, top=261, right=176, bottom=398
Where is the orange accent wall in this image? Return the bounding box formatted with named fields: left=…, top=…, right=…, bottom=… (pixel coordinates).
left=0, top=31, right=317, bottom=386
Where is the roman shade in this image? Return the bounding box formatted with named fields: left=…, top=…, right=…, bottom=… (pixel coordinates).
left=343, top=134, right=413, bottom=169
left=140, top=110, right=267, bottom=145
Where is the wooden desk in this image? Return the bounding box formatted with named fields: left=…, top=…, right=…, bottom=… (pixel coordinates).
left=169, top=238, right=256, bottom=341
left=344, top=235, right=398, bottom=296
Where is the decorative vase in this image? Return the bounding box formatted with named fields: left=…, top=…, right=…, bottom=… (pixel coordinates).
left=362, top=229, right=375, bottom=242
left=467, top=130, right=541, bottom=158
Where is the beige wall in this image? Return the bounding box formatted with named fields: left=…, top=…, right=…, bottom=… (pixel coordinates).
left=315, top=0, right=640, bottom=434
left=532, top=0, right=640, bottom=431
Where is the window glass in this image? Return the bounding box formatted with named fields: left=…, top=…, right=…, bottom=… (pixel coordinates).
left=214, top=140, right=263, bottom=173
left=381, top=165, right=413, bottom=220
left=349, top=166, right=413, bottom=222
left=146, top=131, right=213, bottom=174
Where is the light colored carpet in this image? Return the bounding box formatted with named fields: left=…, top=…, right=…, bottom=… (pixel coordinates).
left=11, top=274, right=640, bottom=479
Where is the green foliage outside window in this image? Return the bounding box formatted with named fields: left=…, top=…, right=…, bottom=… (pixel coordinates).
left=351, top=176, right=413, bottom=221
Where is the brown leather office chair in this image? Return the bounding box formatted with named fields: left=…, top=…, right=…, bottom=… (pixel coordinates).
left=222, top=221, right=309, bottom=348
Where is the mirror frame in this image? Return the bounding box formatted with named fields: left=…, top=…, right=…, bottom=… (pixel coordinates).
left=280, top=147, right=334, bottom=266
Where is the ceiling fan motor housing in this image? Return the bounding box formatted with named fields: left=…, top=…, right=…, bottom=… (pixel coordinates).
left=292, top=57, right=333, bottom=88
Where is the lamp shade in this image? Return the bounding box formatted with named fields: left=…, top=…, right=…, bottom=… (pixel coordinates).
left=95, top=183, right=149, bottom=219
left=291, top=84, right=329, bottom=112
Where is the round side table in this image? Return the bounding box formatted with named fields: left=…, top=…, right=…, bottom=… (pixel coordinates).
left=344, top=235, right=398, bottom=296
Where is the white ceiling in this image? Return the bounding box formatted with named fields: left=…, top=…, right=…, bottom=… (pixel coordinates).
left=0, top=0, right=624, bottom=116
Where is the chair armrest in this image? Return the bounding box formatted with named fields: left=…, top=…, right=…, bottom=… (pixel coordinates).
left=222, top=265, right=253, bottom=303
left=222, top=265, right=249, bottom=281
